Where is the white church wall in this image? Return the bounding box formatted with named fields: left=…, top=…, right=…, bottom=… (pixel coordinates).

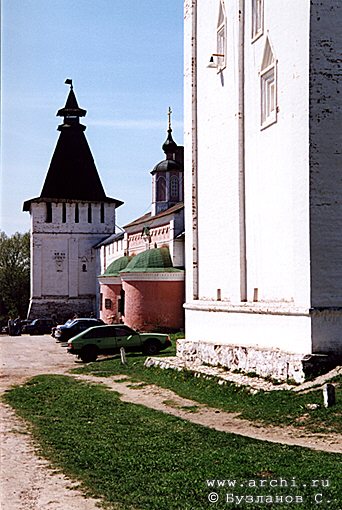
left=244, top=0, right=311, bottom=306
left=196, top=0, right=241, bottom=303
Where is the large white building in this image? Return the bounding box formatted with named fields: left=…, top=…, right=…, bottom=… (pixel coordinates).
left=23, top=82, right=122, bottom=321
left=182, top=0, right=342, bottom=380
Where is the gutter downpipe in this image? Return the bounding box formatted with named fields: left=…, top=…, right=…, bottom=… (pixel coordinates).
left=189, top=0, right=199, bottom=300
left=238, top=0, right=247, bottom=301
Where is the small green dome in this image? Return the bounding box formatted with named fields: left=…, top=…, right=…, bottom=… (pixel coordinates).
left=121, top=247, right=182, bottom=273
left=103, top=255, right=132, bottom=276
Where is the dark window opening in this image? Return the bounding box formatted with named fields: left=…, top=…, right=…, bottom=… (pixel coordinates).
left=99, top=293, right=103, bottom=311
left=100, top=203, right=105, bottom=223
left=105, top=298, right=112, bottom=309
left=88, top=203, right=92, bottom=223
left=62, top=203, right=67, bottom=223
left=119, top=288, right=125, bottom=315
left=75, top=203, right=79, bottom=223
left=46, top=202, right=52, bottom=223
left=82, top=264, right=87, bottom=272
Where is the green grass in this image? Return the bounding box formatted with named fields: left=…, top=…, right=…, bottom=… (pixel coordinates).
left=4, top=375, right=342, bottom=510
left=72, top=350, right=342, bottom=435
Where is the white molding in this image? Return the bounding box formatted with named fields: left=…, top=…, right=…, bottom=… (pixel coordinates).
left=98, top=276, right=121, bottom=285
left=184, top=300, right=311, bottom=317
left=121, top=272, right=185, bottom=282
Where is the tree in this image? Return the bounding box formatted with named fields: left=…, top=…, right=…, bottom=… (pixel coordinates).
left=0, top=231, right=30, bottom=324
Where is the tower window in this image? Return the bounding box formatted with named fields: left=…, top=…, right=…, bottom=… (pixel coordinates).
left=82, top=263, right=87, bottom=272
left=260, top=38, right=277, bottom=128
left=75, top=203, right=79, bottom=223
left=170, top=176, right=179, bottom=201
left=157, top=176, right=166, bottom=201
left=88, top=203, right=92, bottom=223
left=252, top=0, right=264, bottom=41
left=62, top=203, right=67, bottom=223
left=100, top=203, right=105, bottom=223
left=46, top=202, right=52, bottom=223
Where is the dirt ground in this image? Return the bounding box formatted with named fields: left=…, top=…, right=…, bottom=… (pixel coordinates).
left=0, top=335, right=341, bottom=509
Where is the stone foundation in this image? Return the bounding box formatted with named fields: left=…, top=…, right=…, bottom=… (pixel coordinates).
left=176, top=339, right=337, bottom=383
left=27, top=296, right=96, bottom=323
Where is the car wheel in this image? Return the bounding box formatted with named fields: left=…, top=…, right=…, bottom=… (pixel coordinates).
left=142, top=340, right=160, bottom=356
left=80, top=345, right=98, bottom=363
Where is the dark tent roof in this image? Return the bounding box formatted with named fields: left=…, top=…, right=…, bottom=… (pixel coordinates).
left=23, top=85, right=123, bottom=209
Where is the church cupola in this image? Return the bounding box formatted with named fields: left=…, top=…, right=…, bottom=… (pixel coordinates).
left=151, top=108, right=184, bottom=216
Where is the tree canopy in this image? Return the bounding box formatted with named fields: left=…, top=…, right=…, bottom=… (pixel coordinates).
left=0, top=231, right=30, bottom=324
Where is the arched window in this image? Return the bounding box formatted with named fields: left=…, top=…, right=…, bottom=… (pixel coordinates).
left=217, top=0, right=226, bottom=69
left=260, top=37, right=277, bottom=128
left=170, top=176, right=179, bottom=201
left=157, top=176, right=166, bottom=201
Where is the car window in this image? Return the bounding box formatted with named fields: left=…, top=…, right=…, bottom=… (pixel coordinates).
left=114, top=327, right=134, bottom=337
left=83, top=328, right=101, bottom=339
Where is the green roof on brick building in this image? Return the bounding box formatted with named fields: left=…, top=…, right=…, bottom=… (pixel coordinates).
left=121, top=247, right=183, bottom=273
left=103, top=255, right=133, bottom=276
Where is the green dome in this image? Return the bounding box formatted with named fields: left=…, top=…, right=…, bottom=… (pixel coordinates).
left=121, top=247, right=182, bottom=273
left=103, top=255, right=132, bottom=276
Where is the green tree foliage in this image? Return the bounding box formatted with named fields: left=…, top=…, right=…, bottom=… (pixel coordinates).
left=0, top=231, right=30, bottom=323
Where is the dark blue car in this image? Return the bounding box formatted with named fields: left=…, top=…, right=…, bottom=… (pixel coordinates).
left=54, top=318, right=104, bottom=342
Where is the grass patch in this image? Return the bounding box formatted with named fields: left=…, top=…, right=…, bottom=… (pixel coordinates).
left=4, top=375, right=342, bottom=510
left=72, top=352, right=342, bottom=434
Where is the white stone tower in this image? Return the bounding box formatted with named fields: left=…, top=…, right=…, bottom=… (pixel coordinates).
left=23, top=81, right=122, bottom=321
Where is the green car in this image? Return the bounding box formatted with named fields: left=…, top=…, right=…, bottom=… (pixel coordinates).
left=67, top=324, right=171, bottom=362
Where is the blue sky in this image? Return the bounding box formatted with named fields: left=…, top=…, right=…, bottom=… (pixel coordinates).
left=0, top=0, right=183, bottom=235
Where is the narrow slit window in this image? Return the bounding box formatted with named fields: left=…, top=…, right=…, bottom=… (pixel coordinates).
left=88, top=203, right=92, bottom=223
left=62, top=203, right=66, bottom=223
left=100, top=203, right=105, bottom=223
left=75, top=203, right=79, bottom=223
left=46, top=202, right=52, bottom=223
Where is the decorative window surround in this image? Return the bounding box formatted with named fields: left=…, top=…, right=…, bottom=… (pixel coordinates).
left=217, top=0, right=227, bottom=70
left=251, top=0, right=264, bottom=42
left=260, top=37, right=277, bottom=129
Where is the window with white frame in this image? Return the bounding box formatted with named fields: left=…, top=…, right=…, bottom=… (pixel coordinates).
left=260, top=37, right=277, bottom=128
left=252, top=0, right=263, bottom=41
left=217, top=0, right=226, bottom=69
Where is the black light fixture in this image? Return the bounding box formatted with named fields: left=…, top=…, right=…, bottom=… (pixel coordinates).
left=207, top=54, right=225, bottom=69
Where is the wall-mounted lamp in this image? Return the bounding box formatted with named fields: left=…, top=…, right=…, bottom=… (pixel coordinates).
left=207, top=54, right=225, bottom=69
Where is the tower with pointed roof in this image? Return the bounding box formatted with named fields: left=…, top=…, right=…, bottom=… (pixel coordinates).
left=23, top=81, right=123, bottom=321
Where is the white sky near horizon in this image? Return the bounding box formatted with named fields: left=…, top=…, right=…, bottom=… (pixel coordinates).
left=0, top=0, right=184, bottom=235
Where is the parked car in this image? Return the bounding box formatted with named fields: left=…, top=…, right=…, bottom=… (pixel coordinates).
left=25, top=318, right=56, bottom=335
left=55, top=318, right=104, bottom=343
left=67, top=324, right=172, bottom=362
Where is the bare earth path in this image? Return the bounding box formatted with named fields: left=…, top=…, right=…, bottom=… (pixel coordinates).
left=1, top=335, right=341, bottom=509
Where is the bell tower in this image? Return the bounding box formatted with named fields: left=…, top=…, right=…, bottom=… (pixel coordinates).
left=151, top=107, right=184, bottom=216
left=23, top=80, right=123, bottom=321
